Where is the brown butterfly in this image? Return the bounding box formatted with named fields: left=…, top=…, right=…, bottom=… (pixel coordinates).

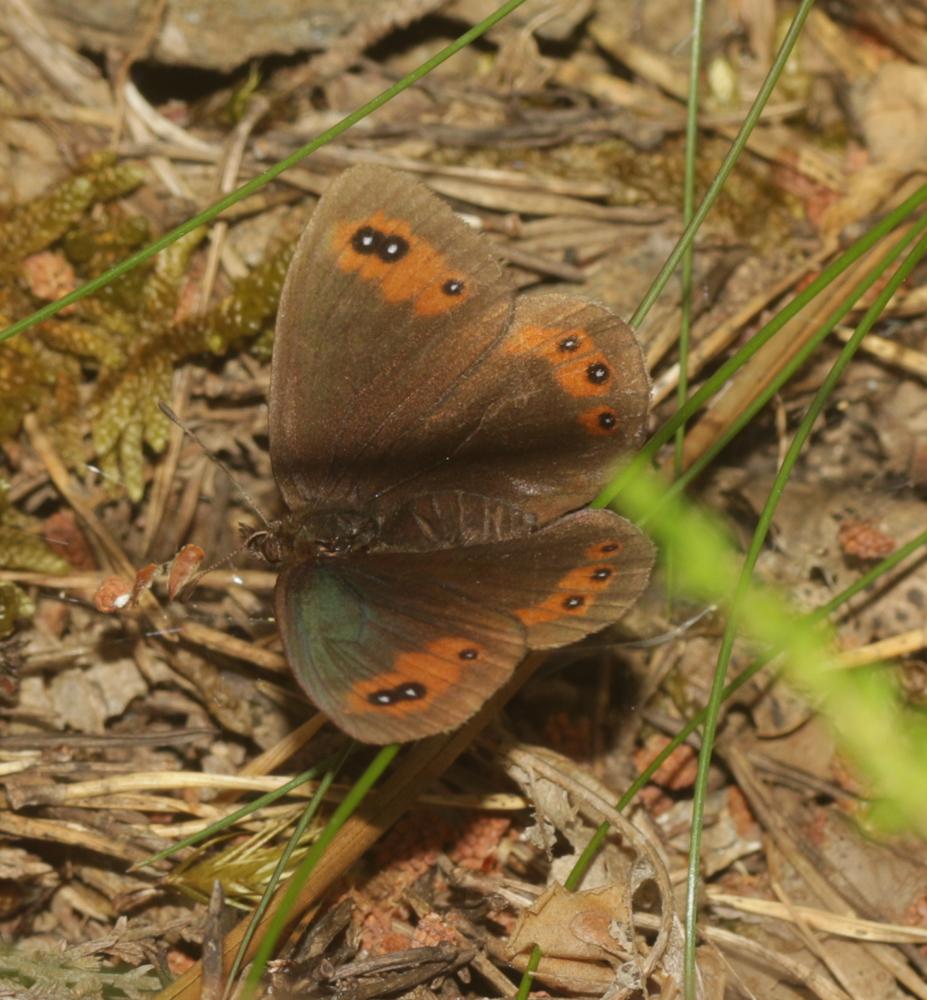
left=262, top=165, right=654, bottom=744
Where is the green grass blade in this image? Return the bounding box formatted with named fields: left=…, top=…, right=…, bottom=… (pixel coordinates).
left=614, top=469, right=927, bottom=830
left=674, top=0, right=706, bottom=479
left=664, top=213, right=927, bottom=504
left=559, top=526, right=927, bottom=896
left=684, top=218, right=927, bottom=992
left=229, top=744, right=352, bottom=993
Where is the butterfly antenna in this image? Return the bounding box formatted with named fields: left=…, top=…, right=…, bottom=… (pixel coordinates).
left=185, top=538, right=251, bottom=591
left=158, top=401, right=269, bottom=528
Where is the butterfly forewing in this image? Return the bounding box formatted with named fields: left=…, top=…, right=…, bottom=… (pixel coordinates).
left=272, top=169, right=650, bottom=522
left=270, top=165, right=515, bottom=512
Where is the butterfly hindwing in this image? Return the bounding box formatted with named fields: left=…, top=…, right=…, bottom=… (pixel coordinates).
left=406, top=506, right=655, bottom=650
left=275, top=503, right=652, bottom=743
left=275, top=559, right=526, bottom=744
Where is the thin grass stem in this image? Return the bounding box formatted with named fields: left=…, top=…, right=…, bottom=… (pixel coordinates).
left=629, top=0, right=816, bottom=330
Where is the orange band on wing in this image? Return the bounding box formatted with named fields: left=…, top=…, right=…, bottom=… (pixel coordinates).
left=515, top=566, right=600, bottom=626
left=347, top=637, right=486, bottom=717
left=553, top=360, right=613, bottom=399
left=505, top=324, right=594, bottom=364
left=333, top=212, right=472, bottom=317
left=504, top=325, right=617, bottom=419
left=584, top=540, right=625, bottom=560
left=515, top=550, right=629, bottom=627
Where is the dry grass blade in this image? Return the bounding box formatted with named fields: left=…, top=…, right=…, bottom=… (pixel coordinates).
left=707, top=888, right=927, bottom=945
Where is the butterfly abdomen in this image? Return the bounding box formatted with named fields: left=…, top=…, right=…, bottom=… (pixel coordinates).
left=377, top=492, right=538, bottom=551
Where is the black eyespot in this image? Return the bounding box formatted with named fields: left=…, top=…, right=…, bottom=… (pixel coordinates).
left=559, top=336, right=581, bottom=352
left=587, top=362, right=609, bottom=384
left=368, top=682, right=426, bottom=706
left=379, top=234, right=409, bottom=262
left=591, top=568, right=612, bottom=581
left=598, top=411, right=617, bottom=430
left=443, top=278, right=464, bottom=296
left=563, top=595, right=585, bottom=609
left=352, top=226, right=381, bottom=254
left=458, top=647, right=478, bottom=660
left=601, top=543, right=620, bottom=553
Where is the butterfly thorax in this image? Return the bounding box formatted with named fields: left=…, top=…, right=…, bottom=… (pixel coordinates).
left=256, top=508, right=380, bottom=564
left=254, top=492, right=542, bottom=566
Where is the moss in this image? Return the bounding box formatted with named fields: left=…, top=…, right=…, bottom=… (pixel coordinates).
left=1, top=154, right=295, bottom=503
left=0, top=481, right=70, bottom=578
left=0, top=152, right=145, bottom=276
left=87, top=236, right=294, bottom=500
left=0, top=582, right=33, bottom=639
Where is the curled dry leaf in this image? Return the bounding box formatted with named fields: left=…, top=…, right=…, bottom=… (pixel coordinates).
left=167, top=543, right=206, bottom=601
left=92, top=563, right=157, bottom=613
left=507, top=883, right=635, bottom=965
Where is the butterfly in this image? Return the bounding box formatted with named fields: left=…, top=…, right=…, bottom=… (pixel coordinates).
left=262, top=165, right=654, bottom=744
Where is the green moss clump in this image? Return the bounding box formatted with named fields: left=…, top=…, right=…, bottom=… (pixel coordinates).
left=0, top=481, right=70, bottom=578
left=1, top=154, right=296, bottom=503
left=0, top=152, right=145, bottom=276
left=0, top=582, right=33, bottom=639
left=87, top=237, right=294, bottom=500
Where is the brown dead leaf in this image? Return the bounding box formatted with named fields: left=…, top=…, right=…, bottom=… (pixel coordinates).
left=858, top=61, right=927, bottom=168
left=507, top=883, right=633, bottom=965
